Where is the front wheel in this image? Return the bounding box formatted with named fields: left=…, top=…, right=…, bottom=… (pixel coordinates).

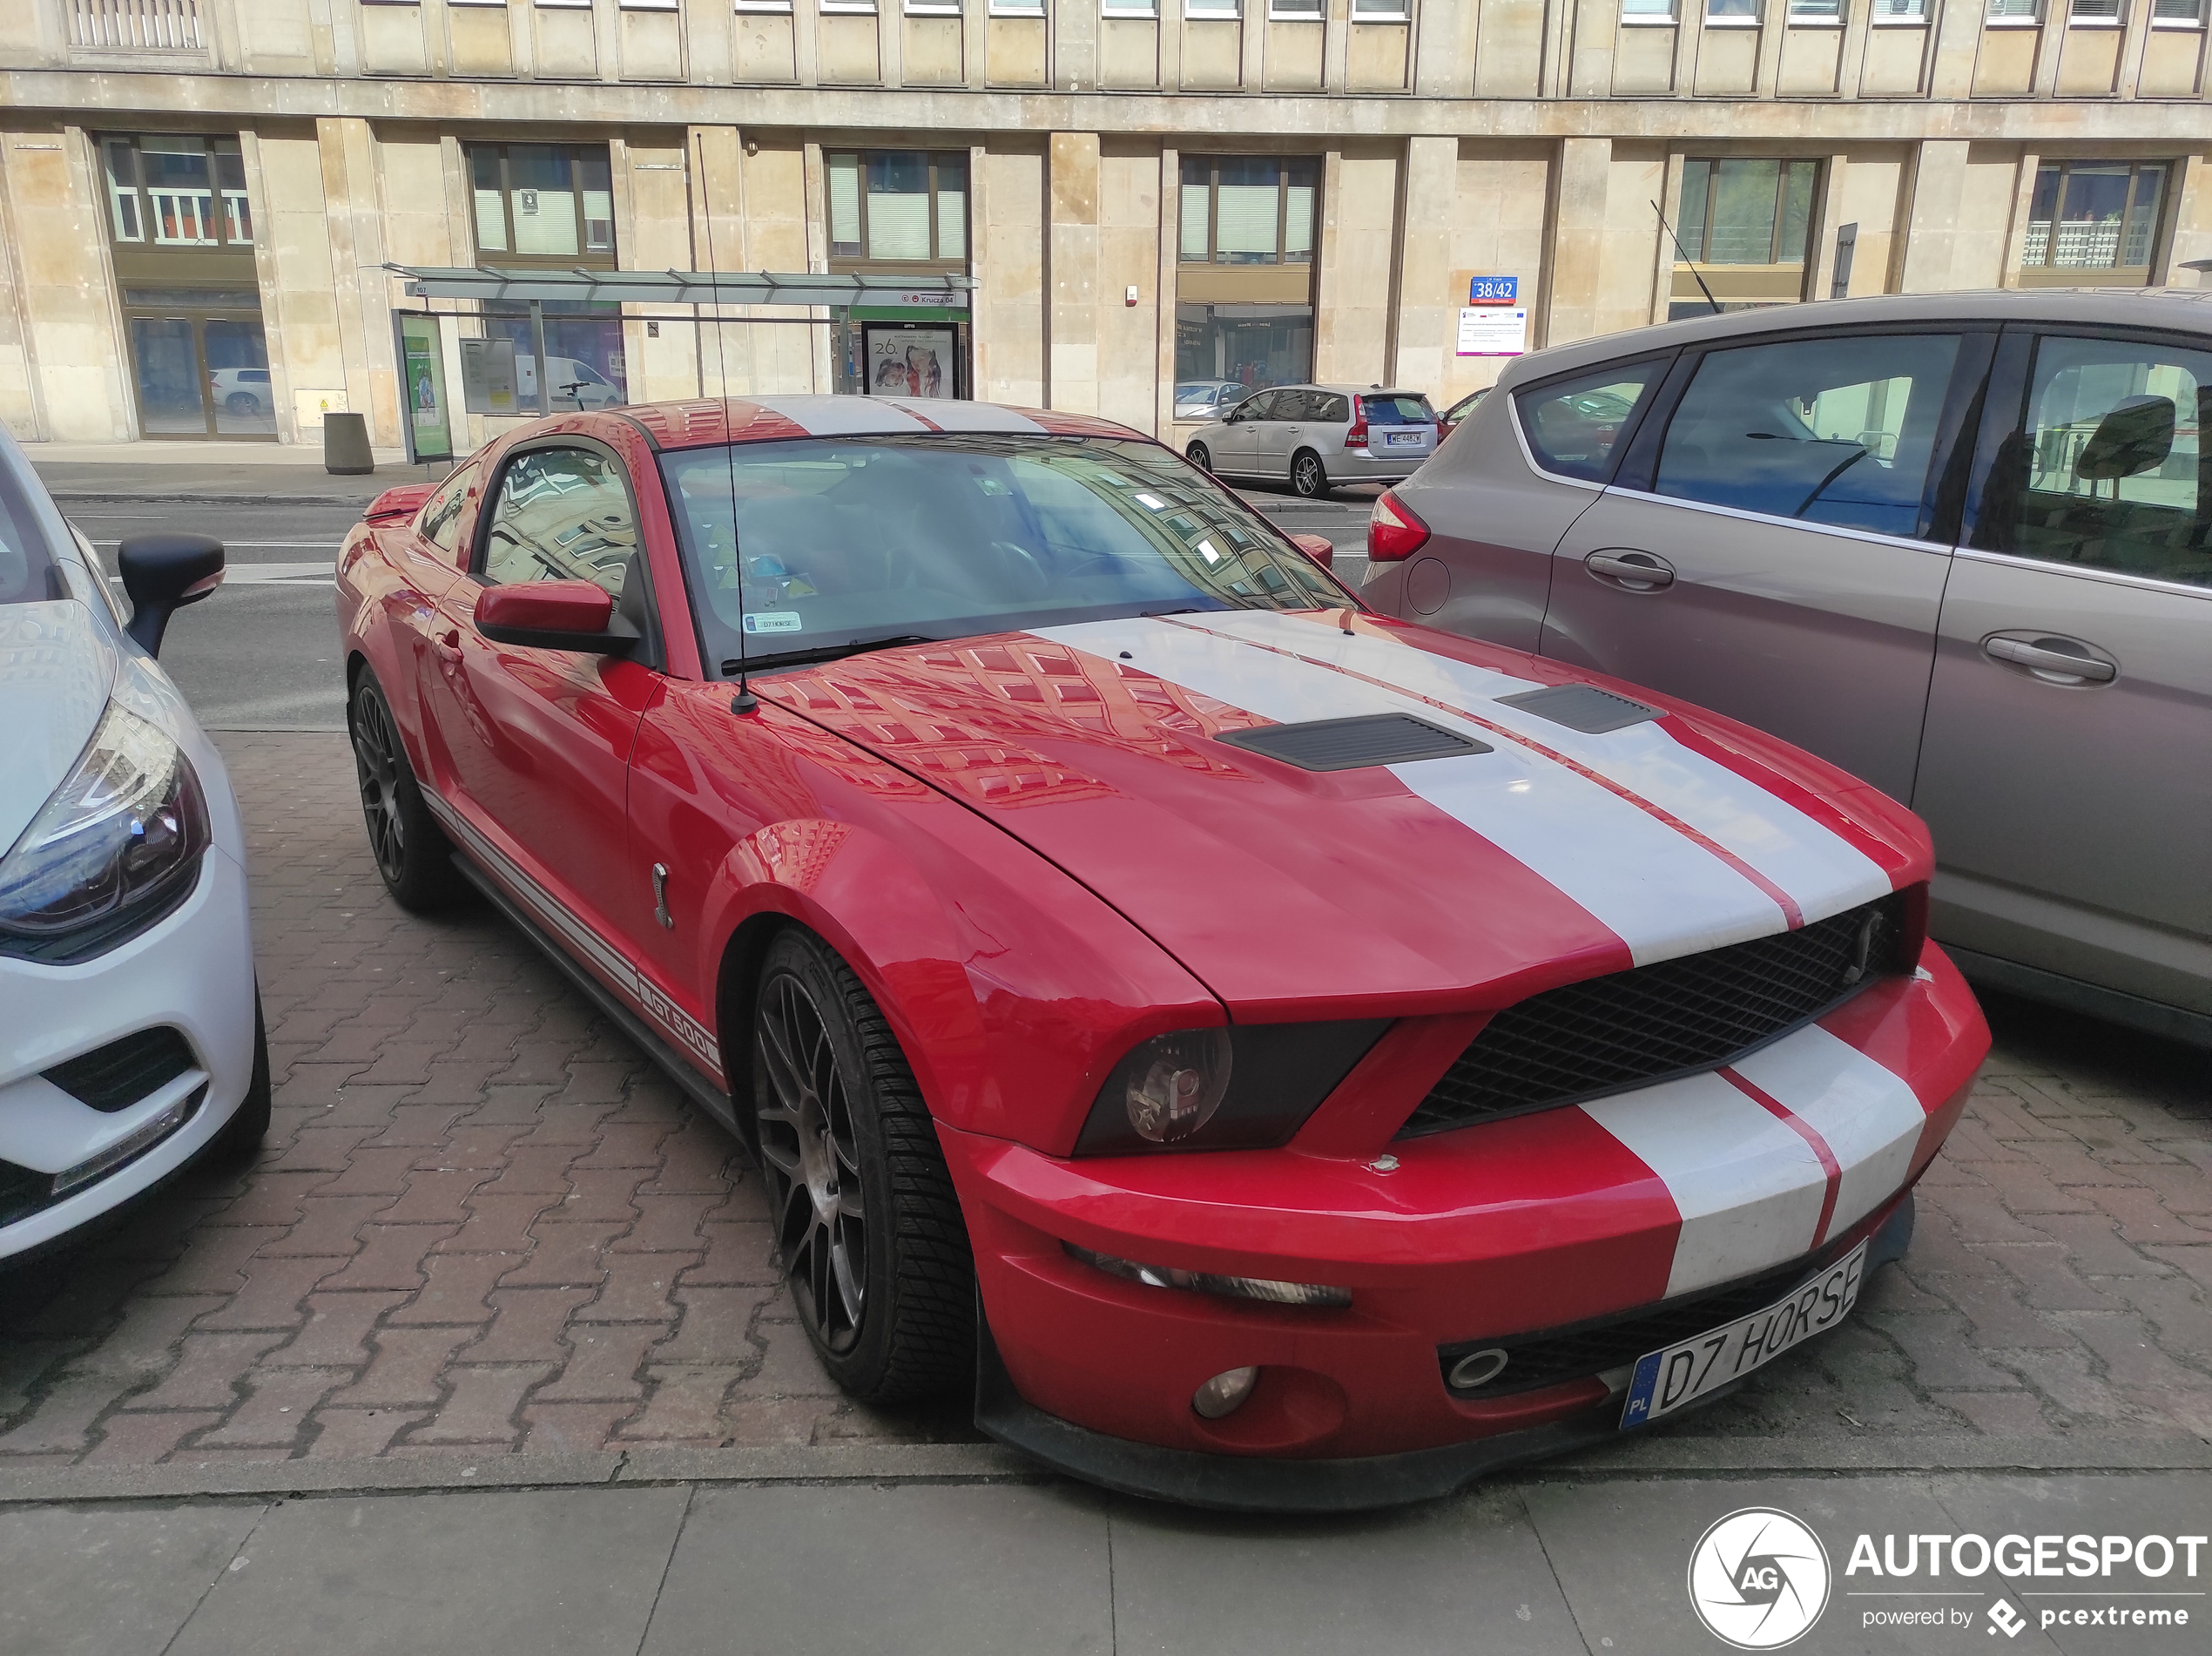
left=1291, top=449, right=1331, bottom=499
left=349, top=671, right=467, bottom=913
left=752, top=929, right=974, bottom=1403
left=1185, top=442, right=1213, bottom=472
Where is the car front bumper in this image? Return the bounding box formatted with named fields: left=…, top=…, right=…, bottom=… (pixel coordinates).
left=0, top=847, right=258, bottom=1263
left=943, top=955, right=1985, bottom=1503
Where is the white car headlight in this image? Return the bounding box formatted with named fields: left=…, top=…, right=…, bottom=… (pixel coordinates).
left=0, top=702, right=209, bottom=963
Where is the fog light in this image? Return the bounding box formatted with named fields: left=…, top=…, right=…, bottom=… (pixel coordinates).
left=1065, top=1243, right=1351, bottom=1308
left=1448, top=1348, right=1510, bottom=1390
left=51, top=1088, right=200, bottom=1196
left=1192, top=1366, right=1258, bottom=1420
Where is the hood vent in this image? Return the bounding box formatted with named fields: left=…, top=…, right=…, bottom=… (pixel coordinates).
left=1215, top=713, right=1490, bottom=773
left=1494, top=683, right=1660, bottom=735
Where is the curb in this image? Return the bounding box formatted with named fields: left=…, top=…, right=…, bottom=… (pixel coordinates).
left=2, top=1435, right=2203, bottom=1507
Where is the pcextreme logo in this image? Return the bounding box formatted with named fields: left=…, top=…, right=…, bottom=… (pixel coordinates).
left=1688, top=1507, right=1834, bottom=1650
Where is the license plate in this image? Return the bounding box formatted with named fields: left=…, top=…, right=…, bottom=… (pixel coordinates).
left=1385, top=431, right=1424, bottom=447
left=1620, top=1240, right=1867, bottom=1430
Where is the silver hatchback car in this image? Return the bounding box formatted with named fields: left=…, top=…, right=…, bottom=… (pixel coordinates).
left=1361, top=289, right=2212, bottom=1044
left=1185, top=384, right=1437, bottom=497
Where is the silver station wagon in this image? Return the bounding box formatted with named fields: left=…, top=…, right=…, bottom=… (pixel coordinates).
left=1185, top=384, right=1438, bottom=497
left=1360, top=289, right=2212, bottom=1044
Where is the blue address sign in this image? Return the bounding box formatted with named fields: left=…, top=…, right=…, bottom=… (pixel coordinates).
left=1467, top=275, right=1519, bottom=306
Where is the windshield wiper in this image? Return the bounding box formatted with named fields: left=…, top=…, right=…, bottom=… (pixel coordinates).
left=720, top=634, right=937, bottom=677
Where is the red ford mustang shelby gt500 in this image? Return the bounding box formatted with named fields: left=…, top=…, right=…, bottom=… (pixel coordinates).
left=337, top=395, right=1987, bottom=1510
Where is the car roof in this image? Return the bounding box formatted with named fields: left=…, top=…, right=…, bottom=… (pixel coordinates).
left=1497, top=287, right=2212, bottom=386
left=620, top=395, right=1145, bottom=451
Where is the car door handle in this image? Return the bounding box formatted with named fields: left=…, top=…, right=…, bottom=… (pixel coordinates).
left=1585, top=551, right=1676, bottom=591
left=434, top=627, right=462, bottom=658
left=1983, top=634, right=2116, bottom=684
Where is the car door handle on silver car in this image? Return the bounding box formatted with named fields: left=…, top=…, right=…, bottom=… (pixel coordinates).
left=1584, top=551, right=1676, bottom=592
left=1982, top=633, right=2117, bottom=685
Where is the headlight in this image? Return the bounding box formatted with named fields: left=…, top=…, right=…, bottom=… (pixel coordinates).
left=0, top=703, right=209, bottom=963
left=1074, top=1019, right=1390, bottom=1155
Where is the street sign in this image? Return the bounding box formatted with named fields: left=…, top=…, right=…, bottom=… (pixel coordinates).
left=1467, top=275, right=1519, bottom=306
left=1457, top=307, right=1528, bottom=357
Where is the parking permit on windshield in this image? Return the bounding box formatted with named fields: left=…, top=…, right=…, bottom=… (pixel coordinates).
left=1622, top=1240, right=1868, bottom=1429
left=741, top=612, right=803, bottom=634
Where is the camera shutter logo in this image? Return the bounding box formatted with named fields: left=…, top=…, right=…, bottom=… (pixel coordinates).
left=1687, top=1508, right=1832, bottom=1649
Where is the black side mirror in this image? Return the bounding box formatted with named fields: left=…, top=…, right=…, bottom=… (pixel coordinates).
left=2076, top=395, right=2175, bottom=483
left=118, top=532, right=225, bottom=657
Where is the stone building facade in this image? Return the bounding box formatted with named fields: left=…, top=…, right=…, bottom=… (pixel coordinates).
left=0, top=0, right=2205, bottom=452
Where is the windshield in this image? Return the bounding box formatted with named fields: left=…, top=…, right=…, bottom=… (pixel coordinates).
left=658, top=435, right=1351, bottom=674
left=1363, top=395, right=1435, bottom=426
left=0, top=458, right=63, bottom=607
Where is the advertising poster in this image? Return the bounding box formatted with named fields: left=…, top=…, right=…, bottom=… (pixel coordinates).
left=865, top=326, right=955, bottom=399
left=1457, top=306, right=1529, bottom=357
left=399, top=315, right=452, bottom=461
left=459, top=337, right=519, bottom=416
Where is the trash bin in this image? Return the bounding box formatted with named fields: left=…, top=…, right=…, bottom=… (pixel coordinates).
left=323, top=412, right=374, bottom=476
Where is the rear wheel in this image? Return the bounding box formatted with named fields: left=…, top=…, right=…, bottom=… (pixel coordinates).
left=752, top=929, right=974, bottom=1403
left=1185, top=442, right=1213, bottom=472
left=1291, top=449, right=1331, bottom=499
left=349, top=670, right=467, bottom=913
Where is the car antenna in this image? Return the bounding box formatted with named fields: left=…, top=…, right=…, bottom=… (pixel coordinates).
left=1652, top=199, right=1722, bottom=317
left=698, top=132, right=759, bottom=716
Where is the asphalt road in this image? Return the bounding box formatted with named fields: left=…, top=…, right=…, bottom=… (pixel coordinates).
left=62, top=483, right=1377, bottom=735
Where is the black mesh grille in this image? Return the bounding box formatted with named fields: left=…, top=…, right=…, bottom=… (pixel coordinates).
left=1439, top=1242, right=1852, bottom=1399
left=42, top=1028, right=199, bottom=1114
left=1399, top=895, right=1906, bottom=1139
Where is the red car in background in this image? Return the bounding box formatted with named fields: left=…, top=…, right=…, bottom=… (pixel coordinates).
left=337, top=395, right=1986, bottom=1510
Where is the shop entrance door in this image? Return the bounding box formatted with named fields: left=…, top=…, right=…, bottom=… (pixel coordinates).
left=122, top=297, right=276, bottom=440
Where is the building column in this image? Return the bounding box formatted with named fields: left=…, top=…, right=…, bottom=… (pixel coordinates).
left=316, top=117, right=402, bottom=449
left=1896, top=139, right=1970, bottom=294
left=1543, top=136, right=1612, bottom=349
left=1391, top=135, right=1456, bottom=395
left=1047, top=131, right=1102, bottom=414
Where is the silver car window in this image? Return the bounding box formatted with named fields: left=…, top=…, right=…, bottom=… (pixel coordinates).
left=1652, top=334, right=1962, bottom=539
left=1975, top=333, right=2212, bottom=589
left=1516, top=366, right=1657, bottom=483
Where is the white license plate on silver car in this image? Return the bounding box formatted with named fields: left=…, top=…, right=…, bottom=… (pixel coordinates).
left=1384, top=431, right=1424, bottom=447
left=1620, top=1240, right=1867, bottom=1429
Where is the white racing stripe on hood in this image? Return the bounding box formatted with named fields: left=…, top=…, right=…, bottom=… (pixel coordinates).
left=1577, top=1072, right=1831, bottom=1298
left=750, top=395, right=932, bottom=437
left=1195, top=612, right=1892, bottom=928
left=1035, top=616, right=1791, bottom=963
left=1730, top=1023, right=1927, bottom=1247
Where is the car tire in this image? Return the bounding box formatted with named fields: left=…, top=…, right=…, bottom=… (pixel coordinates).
left=1186, top=442, right=1213, bottom=472
left=1291, top=449, right=1331, bottom=499
left=349, top=670, right=468, bottom=914
left=225, top=392, right=259, bottom=416
left=752, top=927, right=974, bottom=1404
left=206, top=990, right=272, bottom=1166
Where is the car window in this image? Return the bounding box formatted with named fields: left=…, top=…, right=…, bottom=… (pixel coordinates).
left=1651, top=334, right=1962, bottom=538
left=1362, top=395, right=1433, bottom=426
left=1312, top=394, right=1350, bottom=423
left=658, top=435, right=1350, bottom=673
left=1240, top=391, right=1282, bottom=421
left=0, top=460, right=63, bottom=607
left=481, top=446, right=638, bottom=596
left=1516, top=365, right=1657, bottom=483
left=1279, top=390, right=1322, bottom=421
left=1973, top=334, right=2211, bottom=589
left=1443, top=389, right=1487, bottom=424
left=416, top=464, right=475, bottom=556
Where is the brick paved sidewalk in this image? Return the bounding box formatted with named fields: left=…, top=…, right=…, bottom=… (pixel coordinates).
left=1, top=733, right=2205, bottom=1473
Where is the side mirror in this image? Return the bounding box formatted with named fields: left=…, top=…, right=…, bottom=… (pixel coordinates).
left=474, top=578, right=638, bottom=656
left=118, top=532, right=224, bottom=657
left=2076, top=395, right=2175, bottom=483
left=1288, top=532, right=1335, bottom=571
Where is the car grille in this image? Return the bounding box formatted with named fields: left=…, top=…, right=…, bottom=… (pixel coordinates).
left=43, top=1028, right=199, bottom=1114
left=1397, top=894, right=1907, bottom=1139
left=1438, top=1241, right=1856, bottom=1399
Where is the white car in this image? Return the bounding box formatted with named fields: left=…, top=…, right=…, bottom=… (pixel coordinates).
left=206, top=368, right=273, bottom=419
left=0, top=428, right=265, bottom=1268
left=515, top=354, right=624, bottom=411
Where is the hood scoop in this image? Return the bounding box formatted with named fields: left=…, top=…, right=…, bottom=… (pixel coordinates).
left=1215, top=713, right=1489, bottom=773
left=1494, top=683, right=1659, bottom=735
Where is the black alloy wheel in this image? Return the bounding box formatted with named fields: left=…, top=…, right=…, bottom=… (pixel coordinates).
left=1291, top=449, right=1331, bottom=499
left=1186, top=442, right=1213, bottom=472
left=752, top=929, right=973, bottom=1403
left=348, top=672, right=466, bottom=913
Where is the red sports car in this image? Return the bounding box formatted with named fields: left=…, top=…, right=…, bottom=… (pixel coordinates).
left=337, top=395, right=1987, bottom=1510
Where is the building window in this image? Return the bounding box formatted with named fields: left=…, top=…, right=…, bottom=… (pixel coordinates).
left=1869, top=0, right=1928, bottom=20
left=2153, top=0, right=2204, bottom=24
left=103, top=135, right=253, bottom=249
left=1176, top=157, right=1319, bottom=400
left=906, top=0, right=961, bottom=13
left=2020, top=162, right=2169, bottom=282
left=1352, top=0, right=1412, bottom=14
left=1985, top=0, right=2040, bottom=20
left=1185, top=0, right=1239, bottom=15
left=1269, top=0, right=1324, bottom=15
left=2068, top=0, right=2122, bottom=19
left=1669, top=159, right=1819, bottom=319
left=989, top=0, right=1046, bottom=13
left=1705, top=0, right=1761, bottom=20
left=468, top=145, right=616, bottom=266
left=1622, top=0, right=1678, bottom=19
left=827, top=152, right=968, bottom=266
left=1788, top=0, right=1843, bottom=19
left=1102, top=0, right=1157, bottom=12
left=1179, top=156, right=1318, bottom=267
